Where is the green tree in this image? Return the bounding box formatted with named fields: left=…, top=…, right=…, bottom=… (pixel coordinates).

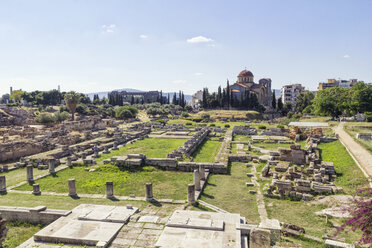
left=271, top=91, right=276, bottom=109
left=349, top=82, right=372, bottom=114
left=294, top=90, right=314, bottom=113
left=277, top=97, right=283, bottom=110
left=64, top=91, right=81, bottom=121
left=10, top=90, right=24, bottom=102
left=313, top=87, right=350, bottom=117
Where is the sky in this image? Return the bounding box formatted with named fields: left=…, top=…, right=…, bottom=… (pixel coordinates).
left=0, top=0, right=371, bottom=95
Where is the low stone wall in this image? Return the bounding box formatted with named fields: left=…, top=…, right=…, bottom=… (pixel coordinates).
left=178, top=162, right=227, bottom=174
left=145, top=158, right=178, bottom=169
left=356, top=133, right=371, bottom=141
left=228, top=154, right=251, bottom=163
left=0, top=206, right=71, bottom=225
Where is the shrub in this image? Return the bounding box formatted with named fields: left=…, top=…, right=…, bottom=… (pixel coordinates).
left=365, top=112, right=372, bottom=122
left=45, top=106, right=54, bottom=112
left=76, top=104, right=89, bottom=115
left=186, top=122, right=193, bottom=126
left=116, top=108, right=133, bottom=119
left=287, top=112, right=294, bottom=118
left=34, top=112, right=56, bottom=123
left=181, top=111, right=189, bottom=118
left=54, top=111, right=69, bottom=122
left=115, top=106, right=138, bottom=120
left=154, top=119, right=166, bottom=124
left=193, top=118, right=202, bottom=123
left=209, top=123, right=216, bottom=127
left=200, top=123, right=207, bottom=126
left=202, top=113, right=211, bottom=119
left=277, top=124, right=284, bottom=128
left=59, top=105, right=69, bottom=112
left=224, top=124, right=230, bottom=128
left=258, top=125, right=267, bottom=129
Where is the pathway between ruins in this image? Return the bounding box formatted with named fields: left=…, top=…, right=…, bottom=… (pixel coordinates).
left=251, top=164, right=268, bottom=221
left=334, top=122, right=372, bottom=186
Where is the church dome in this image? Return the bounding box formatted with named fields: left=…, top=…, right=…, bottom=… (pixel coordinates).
left=238, top=69, right=254, bottom=78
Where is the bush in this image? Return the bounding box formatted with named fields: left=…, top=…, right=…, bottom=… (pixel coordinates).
left=185, top=122, right=193, bottom=126
left=181, top=111, right=189, bottom=118
left=287, top=112, right=294, bottom=119
left=115, top=106, right=138, bottom=120
left=277, top=124, right=284, bottom=128
left=200, top=123, right=207, bottom=126
left=209, top=123, right=216, bottom=127
left=202, top=113, right=210, bottom=119
left=365, top=112, right=372, bottom=122
left=224, top=124, right=230, bottom=128
left=193, top=118, right=202, bottom=123
left=54, top=111, right=70, bottom=122
left=76, top=104, right=89, bottom=115
left=116, top=108, right=133, bottom=119
left=59, top=105, right=69, bottom=112
left=45, top=106, right=54, bottom=112
left=258, top=125, right=267, bottom=129
left=34, top=112, right=56, bottom=123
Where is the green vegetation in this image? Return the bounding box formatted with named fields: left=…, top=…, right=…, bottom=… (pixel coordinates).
left=318, top=140, right=369, bottom=194
left=265, top=197, right=362, bottom=245
left=15, top=165, right=193, bottom=200
left=192, top=140, right=221, bottom=162
left=97, top=138, right=186, bottom=161
left=253, top=141, right=293, bottom=150
left=0, top=167, right=46, bottom=187
left=115, top=105, right=139, bottom=119
left=233, top=135, right=250, bottom=142
left=64, top=91, right=81, bottom=121
left=34, top=111, right=69, bottom=124
left=201, top=162, right=260, bottom=224
left=2, top=222, right=44, bottom=248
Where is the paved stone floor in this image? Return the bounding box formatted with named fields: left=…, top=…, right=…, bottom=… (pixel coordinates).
left=109, top=203, right=185, bottom=248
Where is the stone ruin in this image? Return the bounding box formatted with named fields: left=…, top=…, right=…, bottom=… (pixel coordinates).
left=261, top=127, right=290, bottom=137
left=232, top=125, right=257, bottom=136
left=263, top=137, right=342, bottom=201
left=167, top=127, right=210, bottom=159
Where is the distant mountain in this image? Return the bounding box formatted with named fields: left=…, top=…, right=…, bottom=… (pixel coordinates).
left=86, top=88, right=192, bottom=103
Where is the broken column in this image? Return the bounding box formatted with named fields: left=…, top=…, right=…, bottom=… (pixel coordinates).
left=199, top=164, right=205, bottom=180
left=49, top=159, right=55, bottom=174
left=67, top=157, right=72, bottom=168
left=68, top=179, right=77, bottom=197
left=187, top=184, right=196, bottom=205
left=32, top=184, right=41, bottom=195
left=104, top=146, right=110, bottom=154
left=145, top=183, right=153, bottom=201
left=194, top=169, right=201, bottom=191
left=26, top=165, right=34, bottom=182
left=0, top=176, right=6, bottom=193
left=106, top=181, right=114, bottom=198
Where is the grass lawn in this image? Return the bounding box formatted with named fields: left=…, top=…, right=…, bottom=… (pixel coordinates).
left=265, top=197, right=362, bottom=246
left=15, top=165, right=193, bottom=200
left=318, top=140, right=369, bottom=194
left=252, top=141, right=293, bottom=150
left=0, top=167, right=46, bottom=187
left=192, top=140, right=221, bottom=162
left=344, top=123, right=372, bottom=154
left=200, top=162, right=260, bottom=224
left=233, top=135, right=251, bottom=142
left=97, top=138, right=186, bottom=161
left=2, top=221, right=44, bottom=248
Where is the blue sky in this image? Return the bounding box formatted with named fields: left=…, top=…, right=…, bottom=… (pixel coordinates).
left=0, top=0, right=371, bottom=95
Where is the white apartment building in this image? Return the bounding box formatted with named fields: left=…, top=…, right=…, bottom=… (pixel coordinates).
left=281, top=84, right=305, bottom=107
left=191, top=90, right=203, bottom=109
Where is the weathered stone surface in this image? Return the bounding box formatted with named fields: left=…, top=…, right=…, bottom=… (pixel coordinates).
left=249, top=228, right=271, bottom=248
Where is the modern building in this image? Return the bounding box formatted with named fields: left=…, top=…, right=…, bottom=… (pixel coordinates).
left=110, top=90, right=161, bottom=104
left=191, top=90, right=203, bottom=109
left=281, top=84, right=305, bottom=107
left=318, top=79, right=358, bottom=91
left=228, top=69, right=272, bottom=107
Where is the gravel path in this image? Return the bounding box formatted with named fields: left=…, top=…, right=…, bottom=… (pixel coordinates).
left=334, top=122, right=372, bottom=186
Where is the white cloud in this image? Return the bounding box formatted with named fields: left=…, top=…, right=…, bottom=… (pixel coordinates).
left=140, top=34, right=148, bottom=39
left=187, top=36, right=213, bottom=43
left=102, top=24, right=116, bottom=33
left=343, top=54, right=350, bottom=58
left=172, top=79, right=187, bottom=84
left=194, top=72, right=204, bottom=76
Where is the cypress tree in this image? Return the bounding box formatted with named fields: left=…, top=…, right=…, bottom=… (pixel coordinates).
left=272, top=91, right=276, bottom=109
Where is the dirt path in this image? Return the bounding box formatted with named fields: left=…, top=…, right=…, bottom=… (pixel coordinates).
left=334, top=122, right=372, bottom=186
